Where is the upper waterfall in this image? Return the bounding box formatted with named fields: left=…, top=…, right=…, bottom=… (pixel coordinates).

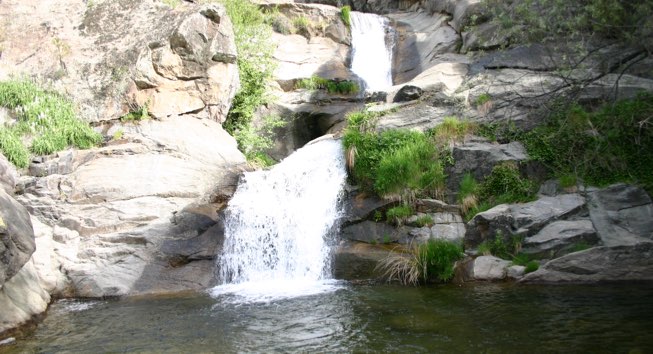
left=350, top=12, right=393, bottom=91
left=211, top=138, right=347, bottom=303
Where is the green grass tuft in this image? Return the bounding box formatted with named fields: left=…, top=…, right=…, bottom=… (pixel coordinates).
left=340, top=6, right=351, bottom=27
left=376, top=240, right=463, bottom=285
left=0, top=79, right=101, bottom=166
left=386, top=204, right=412, bottom=225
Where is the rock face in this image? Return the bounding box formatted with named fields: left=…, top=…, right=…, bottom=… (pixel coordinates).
left=465, top=193, right=587, bottom=249
left=472, top=256, right=511, bottom=281
left=0, top=190, right=35, bottom=286
left=0, top=0, right=246, bottom=301
left=522, top=243, right=653, bottom=283
left=0, top=0, right=239, bottom=123
left=522, top=220, right=599, bottom=259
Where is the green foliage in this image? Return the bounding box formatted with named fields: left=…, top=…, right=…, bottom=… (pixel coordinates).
left=477, top=231, right=523, bottom=260
left=292, top=16, right=310, bottom=33
left=120, top=103, right=149, bottom=122
left=415, top=215, right=434, bottom=227
left=478, top=162, right=536, bottom=205
left=340, top=6, right=351, bottom=27
left=162, top=0, right=181, bottom=8
left=375, top=136, right=445, bottom=200
left=524, top=261, right=539, bottom=274
left=475, top=93, right=491, bottom=106
left=219, top=0, right=276, bottom=163
left=0, top=79, right=101, bottom=166
left=482, top=0, right=653, bottom=47
left=295, top=76, right=359, bottom=95
left=0, top=128, right=29, bottom=168
left=569, top=241, right=592, bottom=253
left=344, top=111, right=448, bottom=202
left=458, top=172, right=479, bottom=215
left=427, top=116, right=476, bottom=145
left=511, top=253, right=532, bottom=267
left=376, top=240, right=463, bottom=285
left=386, top=204, right=412, bottom=225
left=112, top=129, right=124, bottom=141
left=233, top=114, right=286, bottom=167
left=522, top=94, right=653, bottom=193
left=558, top=173, right=577, bottom=189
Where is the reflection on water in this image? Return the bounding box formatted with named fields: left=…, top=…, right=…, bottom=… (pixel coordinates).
left=2, top=283, right=653, bottom=353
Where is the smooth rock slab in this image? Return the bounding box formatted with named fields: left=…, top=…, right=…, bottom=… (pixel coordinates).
left=522, top=220, right=599, bottom=259
left=473, top=256, right=511, bottom=281
left=521, top=242, right=653, bottom=283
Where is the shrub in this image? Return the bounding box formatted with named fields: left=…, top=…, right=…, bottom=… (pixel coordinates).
left=340, top=5, right=351, bottom=27
left=0, top=79, right=101, bottom=165
left=0, top=128, right=29, bottom=168
left=386, top=204, right=412, bottom=225
left=522, top=94, right=653, bottom=193
left=478, top=162, right=536, bottom=205
left=295, top=76, right=359, bottom=95
left=219, top=0, right=276, bottom=163
left=524, top=261, right=539, bottom=274
left=292, top=16, right=310, bottom=33
left=376, top=240, right=463, bottom=285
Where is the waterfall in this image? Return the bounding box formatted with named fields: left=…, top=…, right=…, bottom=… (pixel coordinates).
left=350, top=12, right=393, bottom=91
left=210, top=138, right=347, bottom=303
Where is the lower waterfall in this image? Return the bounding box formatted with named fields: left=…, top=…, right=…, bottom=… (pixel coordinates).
left=210, top=138, right=347, bottom=303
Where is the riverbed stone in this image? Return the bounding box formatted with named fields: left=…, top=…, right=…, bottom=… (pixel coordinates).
left=473, top=256, right=510, bottom=281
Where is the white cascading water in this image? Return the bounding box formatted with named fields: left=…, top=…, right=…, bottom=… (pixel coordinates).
left=350, top=12, right=393, bottom=91
left=210, top=138, right=347, bottom=303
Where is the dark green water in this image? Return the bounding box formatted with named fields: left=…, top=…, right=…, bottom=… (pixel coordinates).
left=3, top=283, right=653, bottom=353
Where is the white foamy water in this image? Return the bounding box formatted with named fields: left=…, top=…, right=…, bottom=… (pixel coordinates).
left=210, top=138, right=347, bottom=303
left=350, top=12, right=393, bottom=91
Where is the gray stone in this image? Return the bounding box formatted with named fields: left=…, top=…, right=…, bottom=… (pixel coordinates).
left=465, top=194, right=587, bottom=248
left=461, top=22, right=507, bottom=53
left=341, top=221, right=409, bottom=244
left=473, top=256, right=511, bottom=281
left=0, top=190, right=35, bottom=286
left=587, top=184, right=653, bottom=246
left=393, top=85, right=424, bottom=102
left=415, top=198, right=461, bottom=213
left=521, top=242, right=653, bottom=283
left=344, top=190, right=395, bottom=225
left=506, top=265, right=526, bottom=279
left=522, top=220, right=599, bottom=259
left=0, top=260, right=50, bottom=333
left=446, top=141, right=528, bottom=198
left=0, top=154, right=17, bottom=195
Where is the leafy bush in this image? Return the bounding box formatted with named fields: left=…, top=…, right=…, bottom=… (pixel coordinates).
left=376, top=240, right=463, bottom=285
left=219, top=0, right=276, bottom=162
left=340, top=5, right=351, bottom=27
left=478, top=162, right=536, bottom=205
left=0, top=128, right=29, bottom=168
left=0, top=79, right=101, bottom=166
left=476, top=231, right=523, bottom=260
left=386, top=204, right=412, bottom=225
left=522, top=94, right=653, bottom=193
left=524, top=261, right=539, bottom=274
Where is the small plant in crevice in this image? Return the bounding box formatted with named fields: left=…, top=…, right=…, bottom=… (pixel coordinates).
left=376, top=239, right=464, bottom=285
left=476, top=231, right=524, bottom=260
left=458, top=172, right=479, bottom=216
left=340, top=5, right=351, bottom=27
left=524, top=261, right=539, bottom=274
left=120, top=102, right=149, bottom=122
left=295, top=76, right=359, bottom=95
left=386, top=204, right=412, bottom=226
left=415, top=215, right=435, bottom=227
left=569, top=241, right=592, bottom=253
left=478, top=161, right=536, bottom=205
left=292, top=16, right=311, bottom=35
left=427, top=116, right=476, bottom=147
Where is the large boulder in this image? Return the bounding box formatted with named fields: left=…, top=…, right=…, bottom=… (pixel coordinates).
left=0, top=0, right=240, bottom=123
left=0, top=155, right=17, bottom=195
left=587, top=184, right=653, bottom=246
left=465, top=193, right=587, bottom=249
left=0, top=190, right=35, bottom=286
left=0, top=0, right=247, bottom=298
left=522, top=220, right=600, bottom=259
left=0, top=260, right=50, bottom=334
left=472, top=255, right=511, bottom=281
left=521, top=242, right=653, bottom=283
